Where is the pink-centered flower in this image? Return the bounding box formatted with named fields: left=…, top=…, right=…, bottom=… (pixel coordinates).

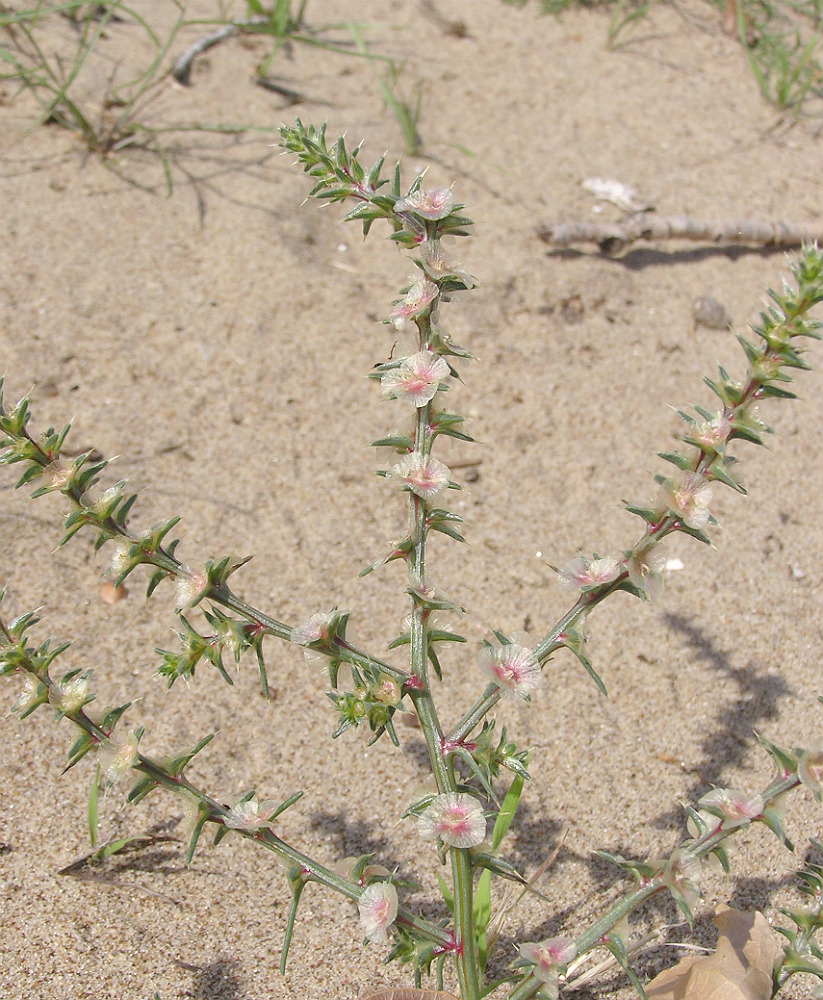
left=381, top=350, right=450, bottom=407
left=477, top=643, right=541, bottom=700
left=388, top=453, right=451, bottom=500
left=417, top=791, right=486, bottom=848
left=699, top=787, right=764, bottom=827
left=557, top=554, right=621, bottom=592
left=389, top=280, right=439, bottom=330
left=395, top=186, right=454, bottom=220
left=290, top=610, right=345, bottom=669
left=358, top=882, right=398, bottom=944
left=519, top=936, right=576, bottom=993
left=662, top=473, right=713, bottom=530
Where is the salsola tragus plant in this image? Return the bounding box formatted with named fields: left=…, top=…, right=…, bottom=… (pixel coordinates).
left=1, top=120, right=823, bottom=999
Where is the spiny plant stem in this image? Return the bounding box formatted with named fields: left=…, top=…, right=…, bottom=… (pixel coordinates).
left=402, top=312, right=482, bottom=1000
left=509, top=772, right=803, bottom=1000
left=0, top=613, right=452, bottom=950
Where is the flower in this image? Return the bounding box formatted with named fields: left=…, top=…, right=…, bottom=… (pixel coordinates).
left=798, top=745, right=823, bottom=802
left=626, top=545, right=666, bottom=601
left=49, top=673, right=91, bottom=716
left=477, top=643, right=541, bottom=700
left=389, top=280, right=439, bottom=330
left=557, top=554, right=621, bottom=592
left=331, top=856, right=391, bottom=882
left=699, top=787, right=764, bottom=827
left=417, top=791, right=486, bottom=848
left=661, top=848, right=702, bottom=913
left=420, top=240, right=474, bottom=288
left=381, top=350, right=450, bottom=407
left=44, top=460, right=73, bottom=492
left=175, top=565, right=209, bottom=610
left=388, top=453, right=451, bottom=501
left=224, top=793, right=279, bottom=831
left=519, top=936, right=576, bottom=996
left=106, top=538, right=134, bottom=579
left=371, top=675, right=402, bottom=706
left=290, top=610, right=345, bottom=669
left=358, top=882, right=398, bottom=943
left=99, top=730, right=140, bottom=786
left=290, top=610, right=339, bottom=646
left=692, top=413, right=732, bottom=452
left=662, top=473, right=713, bottom=530
left=395, top=186, right=454, bottom=220
left=10, top=674, right=48, bottom=717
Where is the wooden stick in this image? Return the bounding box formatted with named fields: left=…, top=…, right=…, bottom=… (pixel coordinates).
left=538, top=214, right=823, bottom=254
left=172, top=18, right=267, bottom=85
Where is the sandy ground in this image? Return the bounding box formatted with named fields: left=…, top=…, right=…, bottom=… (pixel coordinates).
left=1, top=2, right=822, bottom=998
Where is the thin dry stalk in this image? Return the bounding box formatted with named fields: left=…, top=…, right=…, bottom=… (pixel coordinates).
left=539, top=214, right=823, bottom=254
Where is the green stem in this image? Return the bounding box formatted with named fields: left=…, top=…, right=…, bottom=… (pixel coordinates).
left=397, top=316, right=480, bottom=1000
left=509, top=772, right=802, bottom=999
left=448, top=597, right=595, bottom=745
left=0, top=412, right=409, bottom=683
left=14, top=654, right=453, bottom=949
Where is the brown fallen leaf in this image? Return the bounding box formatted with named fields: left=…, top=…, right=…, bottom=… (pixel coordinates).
left=359, top=992, right=459, bottom=1000
left=645, top=905, right=779, bottom=1000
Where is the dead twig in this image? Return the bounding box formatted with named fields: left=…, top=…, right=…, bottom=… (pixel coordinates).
left=539, top=214, right=823, bottom=255
left=172, top=18, right=267, bottom=85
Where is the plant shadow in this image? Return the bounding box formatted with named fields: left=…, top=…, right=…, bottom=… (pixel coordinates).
left=174, top=955, right=243, bottom=1000
left=649, top=611, right=791, bottom=830
left=546, top=244, right=789, bottom=269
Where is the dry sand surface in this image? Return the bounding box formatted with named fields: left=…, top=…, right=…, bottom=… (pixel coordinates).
left=1, top=1, right=822, bottom=998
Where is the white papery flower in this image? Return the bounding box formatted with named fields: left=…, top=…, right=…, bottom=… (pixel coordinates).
left=417, top=792, right=486, bottom=848
left=381, top=350, right=450, bottom=407
left=357, top=882, right=398, bottom=943
left=663, top=473, right=713, bottom=530
left=388, top=454, right=451, bottom=500
left=477, top=643, right=541, bottom=700
left=395, top=186, right=454, bottom=220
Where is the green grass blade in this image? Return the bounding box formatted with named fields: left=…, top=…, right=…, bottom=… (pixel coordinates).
left=88, top=763, right=100, bottom=847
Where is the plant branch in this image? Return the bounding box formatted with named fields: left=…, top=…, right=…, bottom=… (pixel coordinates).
left=539, top=215, right=823, bottom=255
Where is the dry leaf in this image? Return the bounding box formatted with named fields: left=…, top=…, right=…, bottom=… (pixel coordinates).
left=358, top=992, right=459, bottom=1000
left=581, top=177, right=651, bottom=213
left=646, top=905, right=779, bottom=1000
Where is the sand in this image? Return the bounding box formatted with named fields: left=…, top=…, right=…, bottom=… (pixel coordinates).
left=1, top=2, right=822, bottom=998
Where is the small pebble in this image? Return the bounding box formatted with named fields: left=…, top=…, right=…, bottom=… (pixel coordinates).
left=693, top=295, right=731, bottom=330
left=560, top=294, right=585, bottom=325
left=100, top=581, right=128, bottom=605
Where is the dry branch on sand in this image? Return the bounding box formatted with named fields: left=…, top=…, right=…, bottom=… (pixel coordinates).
left=539, top=215, right=823, bottom=254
